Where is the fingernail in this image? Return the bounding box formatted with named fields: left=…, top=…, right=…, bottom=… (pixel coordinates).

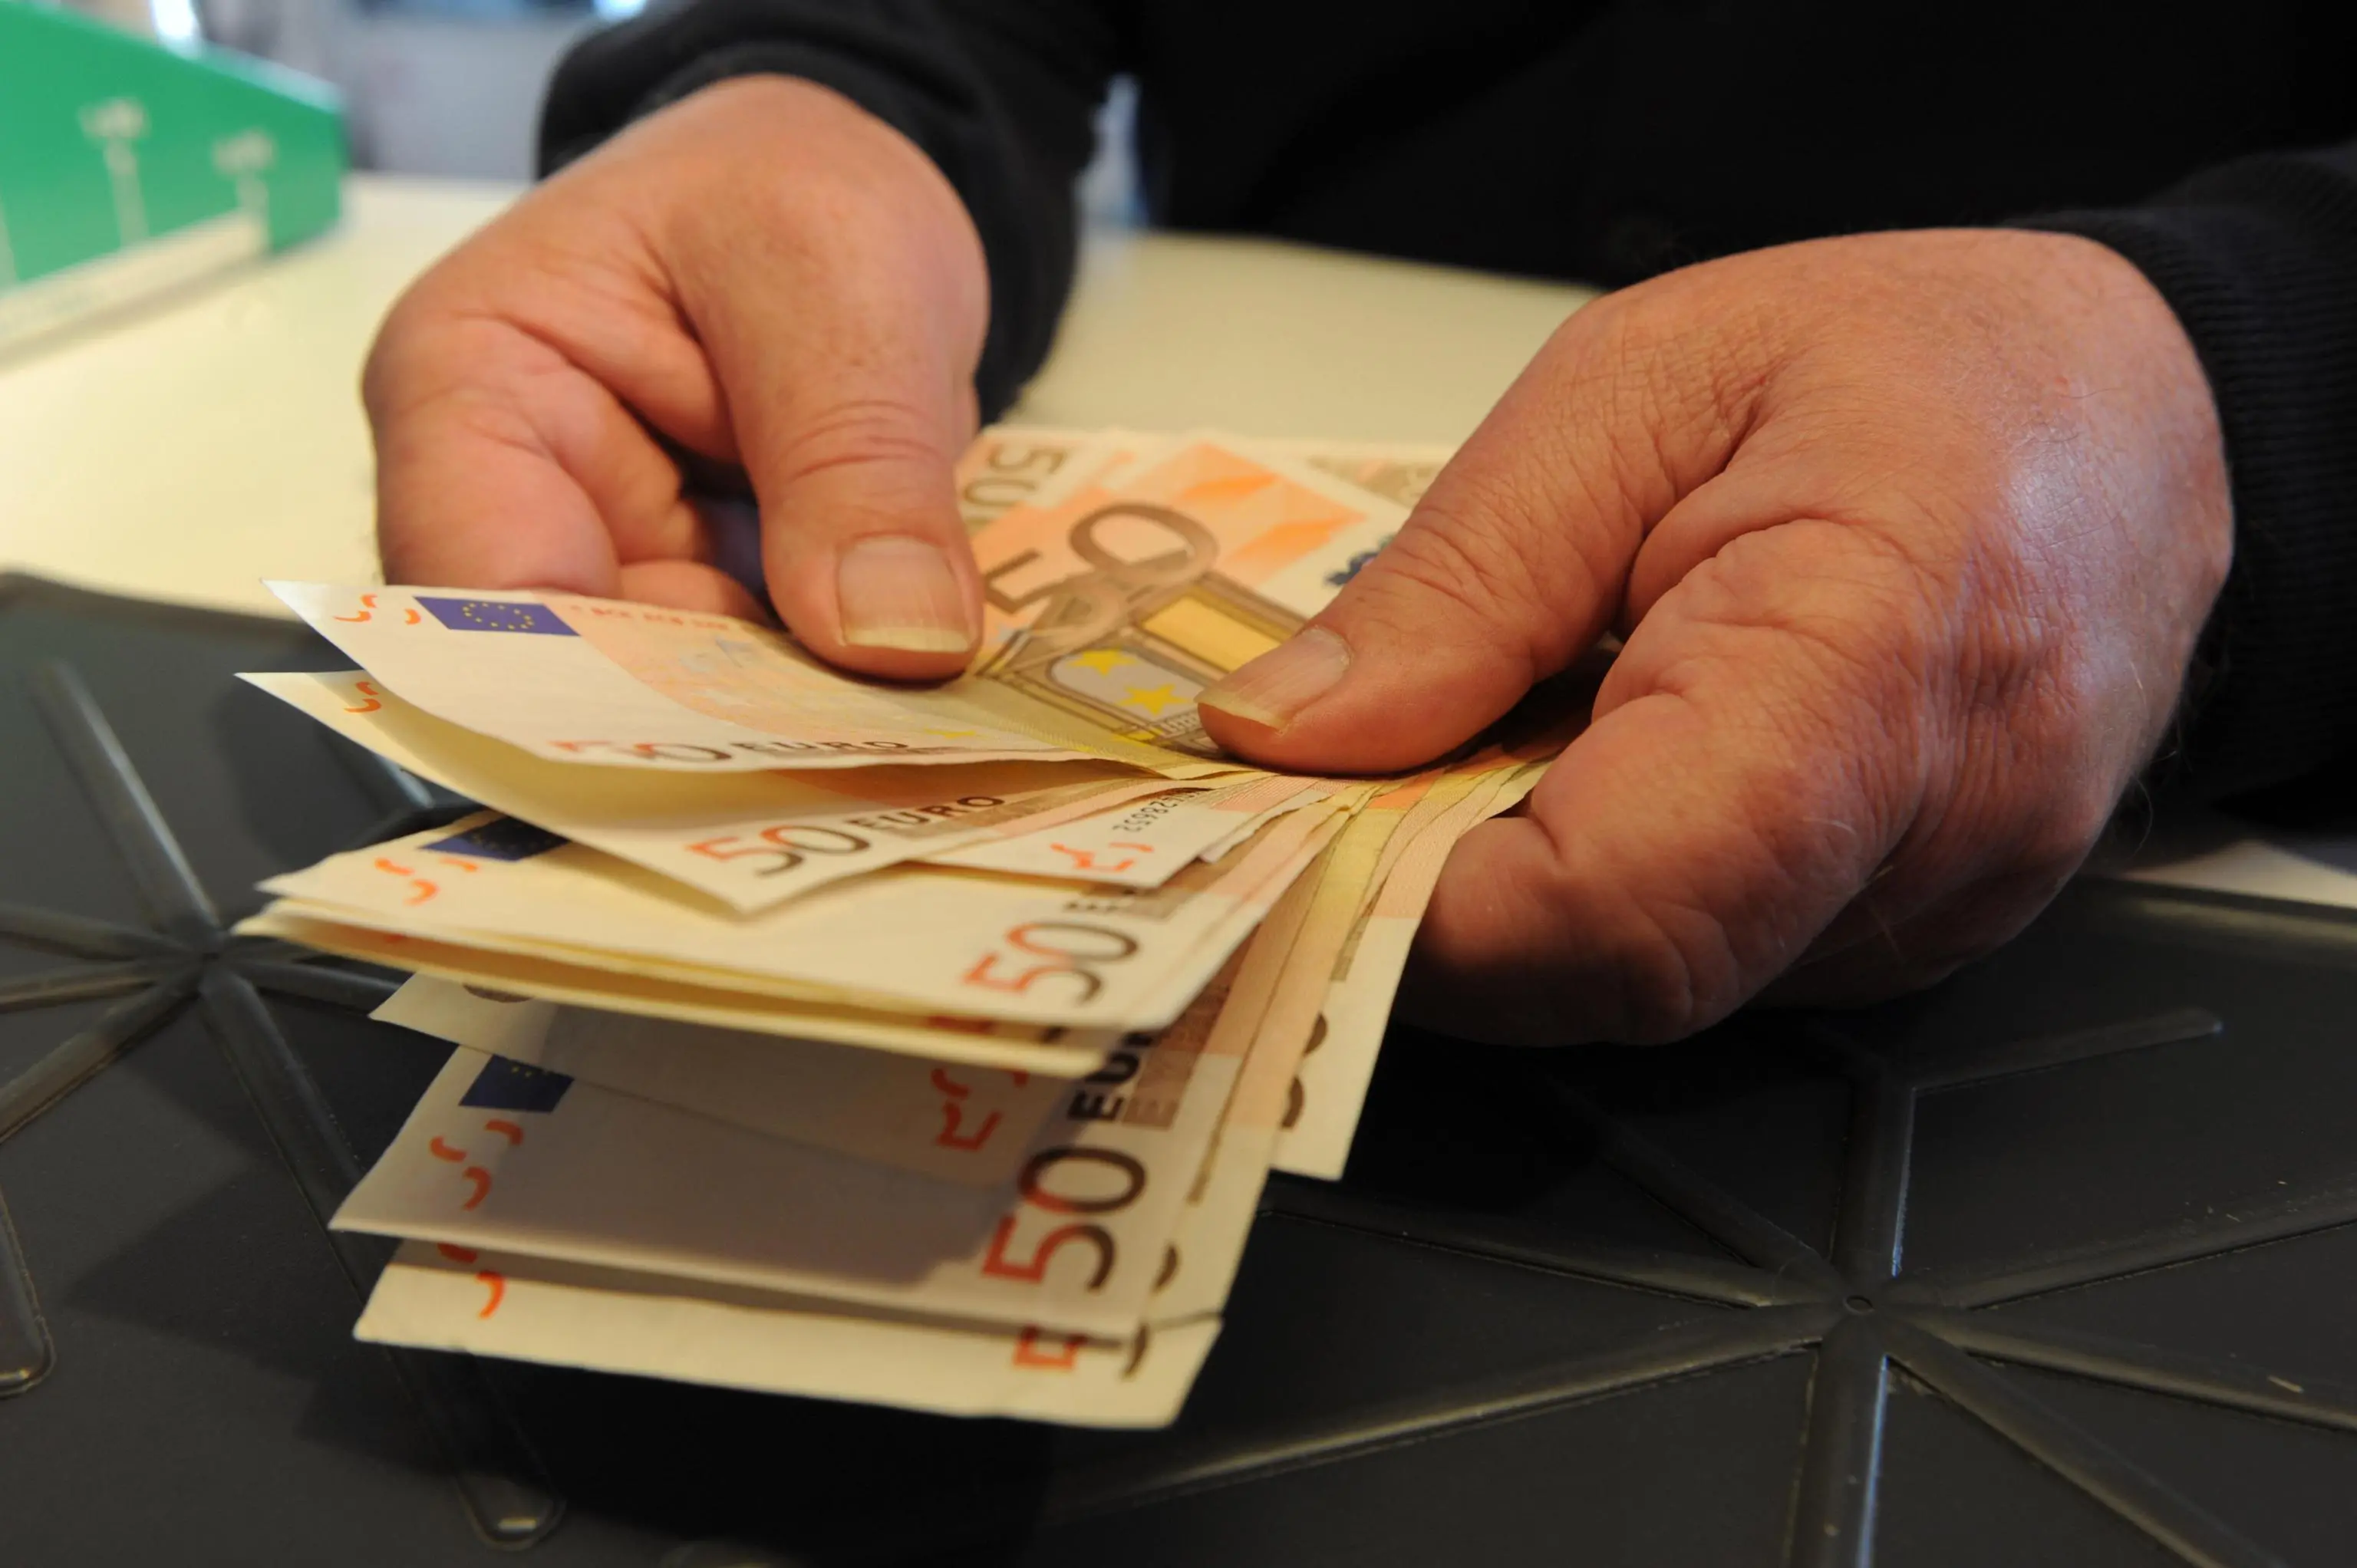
left=1198, top=626, right=1352, bottom=729
left=836, top=535, right=975, bottom=653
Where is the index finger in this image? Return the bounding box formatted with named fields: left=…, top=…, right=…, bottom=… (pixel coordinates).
left=368, top=297, right=766, bottom=617
left=1403, top=522, right=1936, bottom=1044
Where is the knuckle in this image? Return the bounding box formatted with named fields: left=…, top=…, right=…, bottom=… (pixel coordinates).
left=2012, top=768, right=2120, bottom=878
left=1374, top=465, right=1630, bottom=673
left=1782, top=948, right=1966, bottom=1012
left=1942, top=597, right=2136, bottom=884
left=1644, top=526, right=1950, bottom=799
left=1554, top=272, right=1779, bottom=445
left=361, top=284, right=450, bottom=417
left=1357, top=502, right=1562, bottom=670
left=1554, top=815, right=1797, bottom=1046
left=766, top=396, right=955, bottom=489
left=1476, top=889, right=1732, bottom=1046
left=1599, top=896, right=1733, bottom=1043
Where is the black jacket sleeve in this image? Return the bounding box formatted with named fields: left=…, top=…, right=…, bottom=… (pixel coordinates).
left=2030, top=143, right=2357, bottom=800
left=539, top=4, right=2357, bottom=803
left=538, top=0, right=1121, bottom=420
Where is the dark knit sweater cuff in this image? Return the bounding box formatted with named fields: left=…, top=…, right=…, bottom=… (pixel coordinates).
left=2025, top=156, right=2357, bottom=799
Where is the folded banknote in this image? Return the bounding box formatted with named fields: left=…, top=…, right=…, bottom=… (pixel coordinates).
left=239, top=426, right=1591, bottom=1427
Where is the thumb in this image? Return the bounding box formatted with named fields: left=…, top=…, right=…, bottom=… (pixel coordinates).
left=1197, top=301, right=1742, bottom=771
left=667, top=79, right=991, bottom=680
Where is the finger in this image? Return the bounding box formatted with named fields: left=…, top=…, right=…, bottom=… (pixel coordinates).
left=1197, top=298, right=1754, bottom=771
left=665, top=86, right=990, bottom=680
left=616, top=560, right=768, bottom=621
left=1755, top=855, right=2079, bottom=1010
left=368, top=305, right=710, bottom=600
left=1397, top=522, right=1935, bottom=1046
left=1753, top=911, right=1987, bottom=1012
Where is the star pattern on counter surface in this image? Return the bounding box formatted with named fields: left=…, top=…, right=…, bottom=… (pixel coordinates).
left=1042, top=1006, right=2357, bottom=1568
left=8, top=646, right=2357, bottom=1566
left=0, top=661, right=562, bottom=1549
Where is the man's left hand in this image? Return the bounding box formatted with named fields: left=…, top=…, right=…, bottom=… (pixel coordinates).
left=1199, top=229, right=2232, bottom=1044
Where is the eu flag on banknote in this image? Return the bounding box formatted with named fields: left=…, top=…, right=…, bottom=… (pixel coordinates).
left=459, top=1056, right=575, bottom=1114
left=425, top=817, right=569, bottom=863
left=414, top=596, right=579, bottom=635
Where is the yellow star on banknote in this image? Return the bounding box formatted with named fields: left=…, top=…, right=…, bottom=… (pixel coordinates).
left=1124, top=684, right=1182, bottom=716
left=1069, top=648, right=1130, bottom=676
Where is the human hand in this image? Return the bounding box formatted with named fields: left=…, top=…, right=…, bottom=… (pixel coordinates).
left=364, top=75, right=990, bottom=678
left=1198, top=230, right=2232, bottom=1044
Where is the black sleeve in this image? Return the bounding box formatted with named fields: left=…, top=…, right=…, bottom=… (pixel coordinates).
left=537, top=0, right=1124, bottom=420
left=2025, top=143, right=2357, bottom=802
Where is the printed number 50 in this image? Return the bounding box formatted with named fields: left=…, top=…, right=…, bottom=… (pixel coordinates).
left=961, top=921, right=1138, bottom=1003
left=687, top=823, right=868, bottom=878
left=981, top=1148, right=1146, bottom=1291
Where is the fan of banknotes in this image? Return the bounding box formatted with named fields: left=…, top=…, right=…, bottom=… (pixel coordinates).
left=234, top=427, right=1579, bottom=1428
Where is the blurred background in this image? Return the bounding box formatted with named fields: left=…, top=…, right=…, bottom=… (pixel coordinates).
left=38, top=0, right=1139, bottom=210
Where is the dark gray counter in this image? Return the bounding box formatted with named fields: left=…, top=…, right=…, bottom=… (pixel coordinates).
left=3, top=573, right=2351, bottom=1567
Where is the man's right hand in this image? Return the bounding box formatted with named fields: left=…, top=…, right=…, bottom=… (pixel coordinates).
left=364, top=75, right=991, bottom=679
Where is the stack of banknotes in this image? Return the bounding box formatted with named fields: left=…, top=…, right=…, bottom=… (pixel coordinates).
left=234, top=427, right=1577, bottom=1428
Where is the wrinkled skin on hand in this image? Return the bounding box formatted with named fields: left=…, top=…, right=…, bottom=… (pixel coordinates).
left=364, top=76, right=992, bottom=680
left=1198, top=230, right=2233, bottom=1043
left=366, top=100, right=2230, bottom=1048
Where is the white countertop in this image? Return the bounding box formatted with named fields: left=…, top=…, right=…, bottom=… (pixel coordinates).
left=0, top=173, right=1590, bottom=620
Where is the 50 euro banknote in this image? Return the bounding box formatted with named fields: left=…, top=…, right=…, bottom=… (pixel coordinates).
left=357, top=1239, right=1218, bottom=1428
left=243, top=668, right=1209, bottom=914
left=954, top=426, right=1454, bottom=531
left=1273, top=759, right=1547, bottom=1178
left=346, top=916, right=1315, bottom=1427
left=921, top=772, right=1330, bottom=888
left=1261, top=690, right=1588, bottom=1175
left=269, top=581, right=1140, bottom=772
left=263, top=435, right=1421, bottom=789
left=336, top=936, right=1261, bottom=1341
left=249, top=908, right=1130, bottom=1074
left=242, top=797, right=1345, bottom=1039
left=965, top=435, right=1415, bottom=759
left=373, top=976, right=1070, bottom=1187
left=348, top=999, right=1278, bottom=1429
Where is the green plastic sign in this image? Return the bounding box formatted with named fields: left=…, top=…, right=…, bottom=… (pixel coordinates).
left=0, top=0, right=344, bottom=351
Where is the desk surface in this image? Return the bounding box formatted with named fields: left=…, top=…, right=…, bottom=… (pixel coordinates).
left=6, top=571, right=2357, bottom=1566
left=0, top=173, right=1591, bottom=621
